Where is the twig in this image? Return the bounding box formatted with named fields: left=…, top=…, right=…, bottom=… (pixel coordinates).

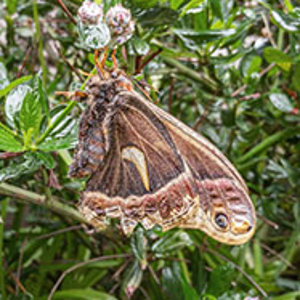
left=16, top=239, right=27, bottom=295
left=136, top=49, right=162, bottom=74
left=205, top=248, right=268, bottom=298
left=35, top=225, right=83, bottom=241
left=8, top=271, right=28, bottom=295
left=54, top=42, right=83, bottom=81
left=261, top=12, right=277, bottom=48
left=231, top=63, right=275, bottom=97
left=48, top=254, right=131, bottom=300
left=16, top=47, right=33, bottom=78
left=32, top=0, right=47, bottom=86
left=56, top=0, right=77, bottom=25
left=162, top=56, right=219, bottom=93
left=193, top=98, right=214, bottom=131
left=261, top=243, right=295, bottom=269
left=0, top=152, right=24, bottom=160
left=148, top=265, right=160, bottom=286
left=258, top=214, right=279, bottom=230
left=0, top=182, right=88, bottom=225
left=237, top=126, right=300, bottom=164
left=112, top=260, right=130, bottom=281
left=168, top=77, right=175, bottom=113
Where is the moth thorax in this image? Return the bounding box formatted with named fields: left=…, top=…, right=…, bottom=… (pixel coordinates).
left=115, top=75, right=133, bottom=92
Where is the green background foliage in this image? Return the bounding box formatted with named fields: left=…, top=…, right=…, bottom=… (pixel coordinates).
left=0, top=0, right=299, bottom=299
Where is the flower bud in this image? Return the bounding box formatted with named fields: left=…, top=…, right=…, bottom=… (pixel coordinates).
left=105, top=4, right=135, bottom=45
left=78, top=0, right=103, bottom=25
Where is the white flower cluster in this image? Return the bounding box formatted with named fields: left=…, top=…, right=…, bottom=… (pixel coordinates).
left=77, top=0, right=135, bottom=49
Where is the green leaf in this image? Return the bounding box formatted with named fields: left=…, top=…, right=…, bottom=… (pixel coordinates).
left=0, top=75, right=32, bottom=98
left=241, top=55, right=262, bottom=79
left=0, top=62, right=9, bottom=90
left=180, top=0, right=205, bottom=17
left=0, top=153, right=41, bottom=182
left=263, top=47, right=292, bottom=71
left=206, top=263, right=235, bottom=296
left=5, top=84, right=32, bottom=128
left=33, top=75, right=49, bottom=114
left=210, top=0, right=223, bottom=20
left=138, top=8, right=179, bottom=26
left=273, top=291, right=300, bottom=300
left=173, top=28, right=236, bottom=46
left=132, top=0, right=158, bottom=8
left=269, top=93, right=293, bottom=113
left=132, top=37, right=150, bottom=56
left=122, top=260, right=143, bottom=298
left=35, top=151, right=56, bottom=169
left=152, top=231, right=193, bottom=257
left=52, top=289, right=117, bottom=300
left=0, top=123, right=23, bottom=152
left=271, top=10, right=300, bottom=32
left=162, top=262, right=198, bottom=300
left=19, top=92, right=42, bottom=137
left=38, top=134, right=77, bottom=152
left=131, top=227, right=148, bottom=269
left=37, top=101, right=76, bottom=145
left=292, top=61, right=300, bottom=92
left=170, top=0, right=185, bottom=10
left=6, top=0, right=18, bottom=14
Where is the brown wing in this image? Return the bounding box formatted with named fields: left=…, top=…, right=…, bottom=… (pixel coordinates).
left=85, top=92, right=185, bottom=198
left=137, top=92, right=256, bottom=244
left=79, top=88, right=255, bottom=244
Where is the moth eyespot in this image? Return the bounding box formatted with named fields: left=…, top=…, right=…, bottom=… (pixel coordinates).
left=215, top=213, right=229, bottom=230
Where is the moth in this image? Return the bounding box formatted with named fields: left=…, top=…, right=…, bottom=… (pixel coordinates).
left=69, top=71, right=256, bottom=245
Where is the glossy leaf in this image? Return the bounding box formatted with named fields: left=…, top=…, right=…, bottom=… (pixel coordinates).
left=0, top=124, right=23, bottom=152
left=138, top=8, right=179, bottom=26
left=35, top=151, right=56, bottom=169
left=269, top=93, right=293, bottom=113
left=162, top=262, right=198, bottom=300
left=122, top=260, right=143, bottom=298
left=206, top=263, right=235, bottom=296
left=0, top=153, right=41, bottom=182
left=131, top=227, right=148, bottom=269
left=271, top=10, right=300, bottom=32
left=38, top=134, right=77, bottom=152
left=0, top=75, right=32, bottom=98
left=263, top=47, right=292, bottom=71
left=52, top=289, right=117, bottom=300
left=152, top=231, right=193, bottom=257
left=19, top=91, right=42, bottom=137
left=5, top=84, right=32, bottom=128
left=0, top=62, right=9, bottom=91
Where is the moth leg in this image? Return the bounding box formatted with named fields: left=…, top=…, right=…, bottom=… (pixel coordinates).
left=111, top=49, right=118, bottom=69
left=120, top=217, right=138, bottom=236
left=141, top=217, right=156, bottom=230
left=79, top=205, right=108, bottom=230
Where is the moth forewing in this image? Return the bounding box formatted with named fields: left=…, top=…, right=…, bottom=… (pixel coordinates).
left=71, top=77, right=256, bottom=245
left=127, top=90, right=256, bottom=244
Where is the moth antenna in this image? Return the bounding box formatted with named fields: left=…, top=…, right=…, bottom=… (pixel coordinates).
left=78, top=69, right=97, bottom=77
left=55, top=90, right=88, bottom=101
left=94, top=50, right=104, bottom=80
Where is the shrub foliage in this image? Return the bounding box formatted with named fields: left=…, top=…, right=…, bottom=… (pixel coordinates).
left=0, top=0, right=299, bottom=299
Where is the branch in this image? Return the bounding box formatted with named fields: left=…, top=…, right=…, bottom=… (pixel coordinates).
left=0, top=182, right=88, bottom=225
left=56, top=0, right=77, bottom=25
left=161, top=56, right=219, bottom=93
left=48, top=253, right=131, bottom=300
left=237, top=126, right=300, bottom=164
